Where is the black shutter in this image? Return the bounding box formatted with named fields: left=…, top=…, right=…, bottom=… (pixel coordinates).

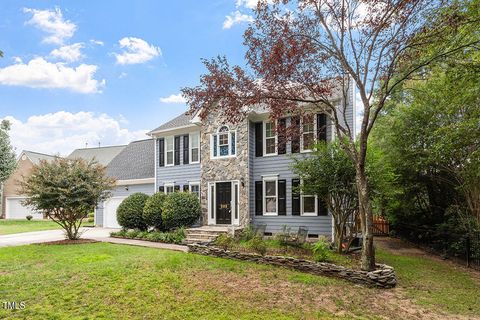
left=278, top=118, right=286, bottom=155
left=159, top=186, right=164, bottom=193
left=278, top=179, right=286, bottom=215
left=174, top=185, right=180, bottom=192
left=183, top=135, right=189, bottom=164
left=255, top=122, right=263, bottom=157
left=255, top=181, right=263, bottom=215
left=158, top=138, right=165, bottom=167
left=291, top=116, right=300, bottom=153
left=174, top=136, right=180, bottom=165
left=317, top=113, right=327, bottom=142
left=318, top=197, right=328, bottom=216
left=183, top=185, right=189, bottom=192
left=292, top=179, right=300, bottom=215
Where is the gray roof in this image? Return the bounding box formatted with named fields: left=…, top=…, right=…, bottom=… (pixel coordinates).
left=22, top=150, right=57, bottom=165
left=149, top=112, right=193, bottom=134
left=67, top=145, right=126, bottom=166
left=106, top=139, right=154, bottom=180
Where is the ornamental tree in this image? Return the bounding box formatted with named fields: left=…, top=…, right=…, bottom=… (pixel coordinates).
left=0, top=120, right=17, bottom=185
left=182, top=0, right=479, bottom=270
left=20, top=158, right=116, bottom=240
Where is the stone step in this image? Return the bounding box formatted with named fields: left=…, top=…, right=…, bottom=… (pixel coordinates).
left=186, top=233, right=219, bottom=240
left=185, top=229, right=228, bottom=235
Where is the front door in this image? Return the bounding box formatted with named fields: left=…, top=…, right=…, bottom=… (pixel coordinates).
left=216, top=182, right=232, bottom=224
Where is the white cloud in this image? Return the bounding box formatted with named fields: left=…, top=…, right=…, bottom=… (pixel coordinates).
left=159, top=93, right=186, bottom=104
left=90, top=39, right=104, bottom=46
left=13, top=56, right=23, bottom=63
left=118, top=72, right=128, bottom=79
left=50, top=43, right=84, bottom=62
left=2, top=112, right=149, bottom=156
left=0, top=57, right=105, bottom=94
left=114, top=37, right=161, bottom=65
left=235, top=0, right=260, bottom=9
left=24, top=7, right=76, bottom=45
left=223, top=11, right=254, bottom=29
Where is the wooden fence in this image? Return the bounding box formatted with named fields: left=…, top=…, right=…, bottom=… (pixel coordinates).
left=373, top=217, right=390, bottom=236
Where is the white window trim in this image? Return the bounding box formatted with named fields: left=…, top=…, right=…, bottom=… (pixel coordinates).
left=300, top=115, right=316, bottom=153
left=299, top=179, right=317, bottom=216
left=263, top=176, right=278, bottom=216
left=263, top=120, right=277, bottom=156
left=211, top=127, right=237, bottom=159
left=189, top=182, right=200, bottom=197
left=189, top=132, right=200, bottom=164
left=165, top=136, right=175, bottom=167
left=164, top=183, right=174, bottom=194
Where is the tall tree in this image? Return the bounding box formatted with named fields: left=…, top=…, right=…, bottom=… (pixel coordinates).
left=0, top=120, right=17, bottom=184
left=182, top=0, right=479, bottom=270
left=20, top=158, right=116, bottom=240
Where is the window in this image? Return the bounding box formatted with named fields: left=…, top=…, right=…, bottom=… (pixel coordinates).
left=300, top=179, right=317, bottom=216
left=264, top=121, right=277, bottom=155
left=211, top=126, right=236, bottom=158
left=190, top=132, right=200, bottom=163
left=263, top=177, right=278, bottom=215
left=301, top=115, right=315, bottom=152
left=164, top=183, right=174, bottom=194
left=165, top=136, right=174, bottom=166
left=189, top=183, right=200, bottom=198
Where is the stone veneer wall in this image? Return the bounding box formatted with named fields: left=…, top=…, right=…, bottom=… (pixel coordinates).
left=199, top=110, right=250, bottom=227
left=188, top=244, right=397, bottom=288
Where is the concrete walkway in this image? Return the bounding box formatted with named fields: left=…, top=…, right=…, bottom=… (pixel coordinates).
left=0, top=227, right=188, bottom=252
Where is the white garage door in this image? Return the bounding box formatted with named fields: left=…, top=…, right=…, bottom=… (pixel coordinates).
left=5, top=197, right=43, bottom=220
left=103, top=197, right=126, bottom=228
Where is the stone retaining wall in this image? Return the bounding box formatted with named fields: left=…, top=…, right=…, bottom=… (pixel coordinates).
left=188, top=244, right=396, bottom=288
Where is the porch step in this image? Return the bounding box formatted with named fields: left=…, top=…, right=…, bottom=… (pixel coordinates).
left=184, top=226, right=231, bottom=245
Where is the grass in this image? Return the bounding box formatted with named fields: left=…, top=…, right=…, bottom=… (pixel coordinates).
left=0, top=242, right=479, bottom=319
left=377, top=248, right=480, bottom=315
left=0, top=219, right=94, bottom=235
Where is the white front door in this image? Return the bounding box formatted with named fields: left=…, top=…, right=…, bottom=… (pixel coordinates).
left=5, top=197, right=43, bottom=220
left=103, top=197, right=126, bottom=228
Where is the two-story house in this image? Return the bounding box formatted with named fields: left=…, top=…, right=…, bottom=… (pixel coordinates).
left=147, top=90, right=354, bottom=237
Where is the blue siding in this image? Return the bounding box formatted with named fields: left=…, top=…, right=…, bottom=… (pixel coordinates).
left=248, top=119, right=334, bottom=236
left=156, top=132, right=201, bottom=190
left=95, top=183, right=154, bottom=227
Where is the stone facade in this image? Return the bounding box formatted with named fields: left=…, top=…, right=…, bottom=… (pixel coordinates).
left=199, top=110, right=250, bottom=227
left=188, top=244, right=397, bottom=288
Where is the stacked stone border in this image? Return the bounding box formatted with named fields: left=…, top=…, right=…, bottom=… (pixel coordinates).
left=188, top=244, right=396, bottom=288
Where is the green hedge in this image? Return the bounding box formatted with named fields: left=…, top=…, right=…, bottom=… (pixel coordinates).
left=143, top=192, right=167, bottom=230
left=110, top=228, right=185, bottom=244
left=116, top=193, right=149, bottom=230
left=162, top=192, right=201, bottom=230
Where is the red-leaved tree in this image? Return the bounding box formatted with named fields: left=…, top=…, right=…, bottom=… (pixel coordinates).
left=182, top=0, right=479, bottom=270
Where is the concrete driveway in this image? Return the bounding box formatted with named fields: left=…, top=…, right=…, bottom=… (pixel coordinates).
left=0, top=227, right=118, bottom=248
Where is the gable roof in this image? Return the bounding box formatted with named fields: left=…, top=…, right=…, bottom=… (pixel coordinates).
left=106, top=139, right=154, bottom=180
left=67, top=145, right=126, bottom=166
left=21, top=150, right=58, bottom=165
left=148, top=112, right=194, bottom=135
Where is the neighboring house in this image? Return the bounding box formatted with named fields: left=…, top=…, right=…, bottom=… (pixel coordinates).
left=148, top=87, right=355, bottom=237
left=95, top=139, right=155, bottom=228
left=67, top=145, right=126, bottom=166
left=1, top=151, right=57, bottom=219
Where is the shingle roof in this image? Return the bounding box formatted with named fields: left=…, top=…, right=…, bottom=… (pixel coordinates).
left=67, top=145, right=126, bottom=166
left=149, top=112, right=193, bottom=134
left=106, top=139, right=154, bottom=180
left=22, top=151, right=58, bottom=165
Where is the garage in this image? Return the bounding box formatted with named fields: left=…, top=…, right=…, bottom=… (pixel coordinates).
left=103, top=197, right=126, bottom=228
left=5, top=197, right=43, bottom=220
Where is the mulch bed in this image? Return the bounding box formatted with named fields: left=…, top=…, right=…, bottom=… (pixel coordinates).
left=36, top=239, right=99, bottom=246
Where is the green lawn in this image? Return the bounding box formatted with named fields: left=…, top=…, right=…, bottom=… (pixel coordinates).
left=0, top=219, right=94, bottom=235
left=0, top=243, right=479, bottom=319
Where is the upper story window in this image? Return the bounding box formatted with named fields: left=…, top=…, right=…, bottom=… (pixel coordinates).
left=263, top=121, right=277, bottom=156
left=211, top=126, right=236, bottom=159
left=165, top=136, right=174, bottom=166
left=190, top=132, right=200, bottom=163
left=301, top=116, right=315, bottom=152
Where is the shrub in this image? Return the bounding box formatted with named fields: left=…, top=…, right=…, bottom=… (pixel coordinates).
left=26, top=215, right=33, bottom=221
left=239, top=225, right=255, bottom=241
left=116, top=193, right=149, bottom=230
left=215, top=233, right=235, bottom=250
left=111, top=228, right=186, bottom=244
left=143, top=192, right=167, bottom=230
left=87, top=212, right=94, bottom=218
left=161, top=192, right=201, bottom=230
left=311, top=237, right=332, bottom=262
left=246, top=236, right=267, bottom=256
left=87, top=217, right=94, bottom=223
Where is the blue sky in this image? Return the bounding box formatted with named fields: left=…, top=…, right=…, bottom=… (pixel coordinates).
left=0, top=0, right=259, bottom=155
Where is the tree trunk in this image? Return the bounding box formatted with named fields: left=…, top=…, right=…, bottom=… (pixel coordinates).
left=356, top=164, right=376, bottom=271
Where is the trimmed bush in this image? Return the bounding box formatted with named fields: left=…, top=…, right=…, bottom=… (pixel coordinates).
left=116, top=193, right=149, bottom=230
left=162, top=192, right=201, bottom=230
left=143, top=192, right=167, bottom=230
